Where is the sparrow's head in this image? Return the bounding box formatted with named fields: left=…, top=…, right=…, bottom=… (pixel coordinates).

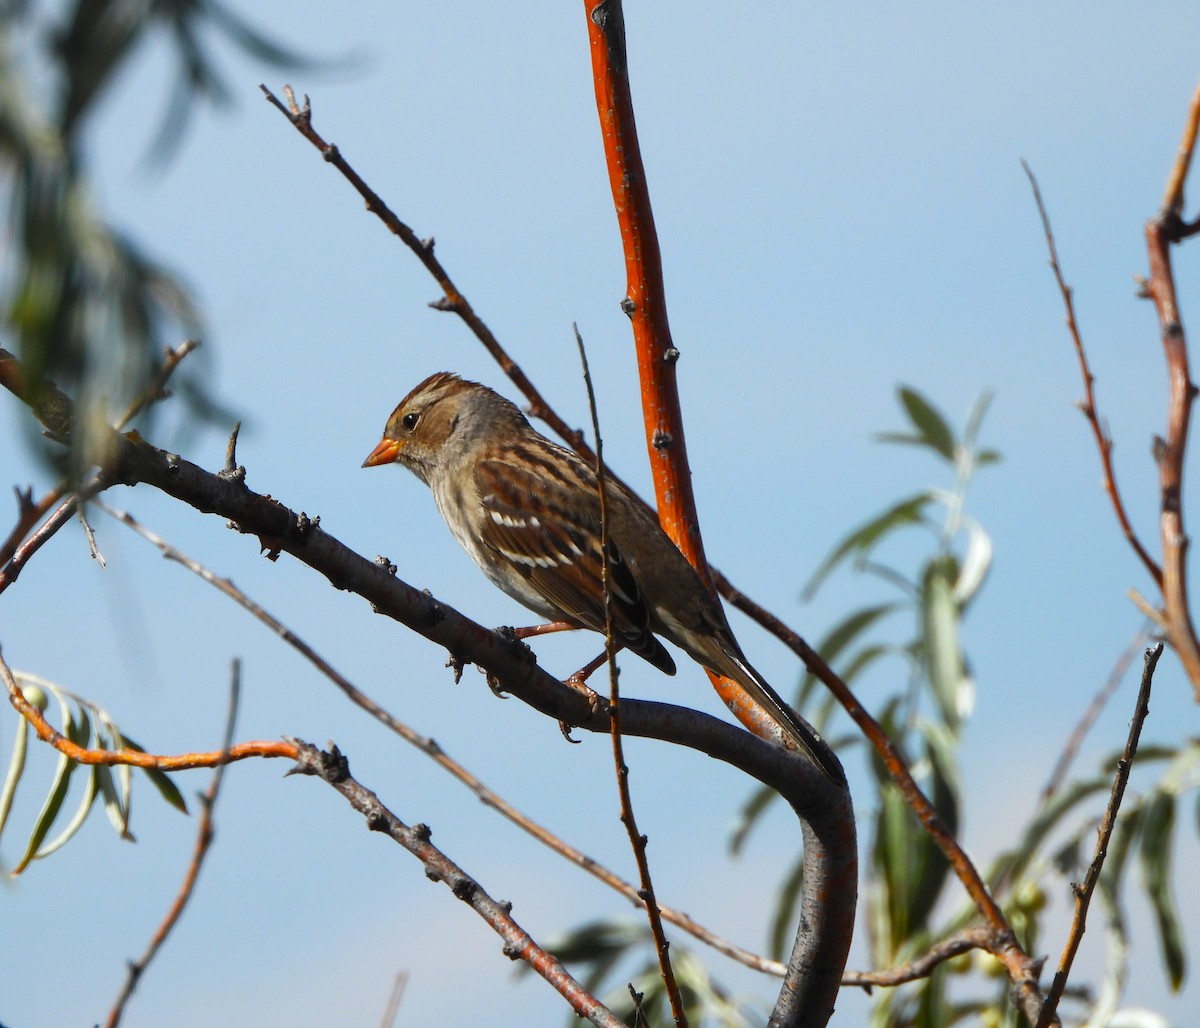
left=362, top=372, right=526, bottom=484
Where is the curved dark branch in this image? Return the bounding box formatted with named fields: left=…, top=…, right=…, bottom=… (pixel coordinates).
left=0, top=346, right=855, bottom=1025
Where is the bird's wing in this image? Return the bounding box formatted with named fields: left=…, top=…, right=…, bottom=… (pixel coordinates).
left=474, top=454, right=675, bottom=674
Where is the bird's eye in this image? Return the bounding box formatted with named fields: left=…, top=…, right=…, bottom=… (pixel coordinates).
left=401, top=411, right=420, bottom=432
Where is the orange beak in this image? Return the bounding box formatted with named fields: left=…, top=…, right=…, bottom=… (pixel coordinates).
left=362, top=437, right=402, bottom=468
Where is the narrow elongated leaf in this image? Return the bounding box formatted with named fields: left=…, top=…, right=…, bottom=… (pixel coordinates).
left=922, top=558, right=966, bottom=728
left=797, top=603, right=900, bottom=701
left=728, top=783, right=777, bottom=855
left=1139, top=791, right=1186, bottom=990
left=987, top=776, right=1112, bottom=895
left=121, top=735, right=188, bottom=814
left=33, top=761, right=99, bottom=861
left=0, top=712, right=30, bottom=844
left=953, top=518, right=993, bottom=606
left=962, top=391, right=995, bottom=451
left=99, top=718, right=135, bottom=837
left=804, top=493, right=933, bottom=598
left=898, top=387, right=957, bottom=461
left=95, top=764, right=134, bottom=841
left=10, top=697, right=82, bottom=875
left=975, top=449, right=1003, bottom=467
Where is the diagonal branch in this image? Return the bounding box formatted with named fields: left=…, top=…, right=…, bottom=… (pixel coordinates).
left=1036, top=643, right=1162, bottom=1028
left=105, top=659, right=242, bottom=1028
left=258, top=85, right=589, bottom=456
left=578, top=326, right=686, bottom=1024
left=289, top=740, right=624, bottom=1027
left=1022, top=161, right=1163, bottom=588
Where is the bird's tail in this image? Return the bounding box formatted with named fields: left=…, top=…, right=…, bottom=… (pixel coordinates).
left=726, top=653, right=846, bottom=786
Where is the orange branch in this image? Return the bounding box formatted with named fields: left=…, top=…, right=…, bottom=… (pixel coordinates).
left=2, top=658, right=295, bottom=770
left=1147, top=78, right=1200, bottom=698
left=582, top=0, right=783, bottom=746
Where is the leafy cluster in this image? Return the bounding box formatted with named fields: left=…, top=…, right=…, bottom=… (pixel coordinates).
left=0, top=671, right=185, bottom=875
left=1, top=0, right=311, bottom=469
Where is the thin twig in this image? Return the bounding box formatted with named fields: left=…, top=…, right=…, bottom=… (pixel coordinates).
left=0, top=484, right=66, bottom=568
left=842, top=927, right=994, bottom=990
left=1042, top=622, right=1155, bottom=802
left=100, top=499, right=786, bottom=976
left=378, top=971, right=409, bottom=1028
left=577, top=325, right=686, bottom=1025
left=259, top=85, right=590, bottom=457
left=289, top=741, right=623, bottom=1028
left=0, top=485, right=101, bottom=596
left=1161, top=76, right=1200, bottom=216
left=1022, top=161, right=1163, bottom=587
left=78, top=503, right=106, bottom=567
left=1036, top=643, right=1163, bottom=1028
left=113, top=339, right=200, bottom=431
left=106, top=659, right=241, bottom=1028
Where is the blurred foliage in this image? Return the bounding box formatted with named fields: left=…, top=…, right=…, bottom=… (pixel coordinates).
left=0, top=670, right=187, bottom=875
left=0, top=0, right=317, bottom=472
left=554, top=387, right=1199, bottom=1026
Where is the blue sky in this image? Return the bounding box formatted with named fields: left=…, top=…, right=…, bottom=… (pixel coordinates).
left=3, top=3, right=1200, bottom=1025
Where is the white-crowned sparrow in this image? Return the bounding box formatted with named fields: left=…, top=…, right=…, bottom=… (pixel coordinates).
left=363, top=372, right=843, bottom=783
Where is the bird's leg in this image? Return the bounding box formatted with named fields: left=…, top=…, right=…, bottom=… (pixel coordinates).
left=565, top=650, right=609, bottom=689
left=509, top=619, right=577, bottom=639
left=557, top=650, right=615, bottom=742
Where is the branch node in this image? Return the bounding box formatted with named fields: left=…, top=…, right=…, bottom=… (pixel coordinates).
left=220, top=422, right=246, bottom=484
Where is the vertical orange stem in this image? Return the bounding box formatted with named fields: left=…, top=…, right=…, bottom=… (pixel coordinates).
left=582, top=2, right=705, bottom=570
left=582, top=1, right=788, bottom=743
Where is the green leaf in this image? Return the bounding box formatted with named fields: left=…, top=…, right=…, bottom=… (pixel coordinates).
left=875, top=782, right=923, bottom=954
left=796, top=603, right=900, bottom=702
left=953, top=519, right=993, bottom=606
left=10, top=695, right=82, bottom=875
left=95, top=764, right=134, bottom=841
left=921, top=557, right=966, bottom=728
left=897, top=387, right=957, bottom=461
left=121, top=735, right=188, bottom=814
left=1139, top=791, right=1186, bottom=990
left=0, top=709, right=30, bottom=845
left=804, top=493, right=933, bottom=599
left=974, top=449, right=1003, bottom=467
left=34, top=760, right=99, bottom=861
left=962, top=390, right=994, bottom=451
